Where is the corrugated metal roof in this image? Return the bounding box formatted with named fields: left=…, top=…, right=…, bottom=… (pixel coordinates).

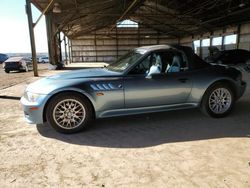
left=31, top=0, right=250, bottom=39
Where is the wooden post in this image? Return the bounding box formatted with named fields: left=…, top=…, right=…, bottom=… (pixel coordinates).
left=26, top=0, right=38, bottom=76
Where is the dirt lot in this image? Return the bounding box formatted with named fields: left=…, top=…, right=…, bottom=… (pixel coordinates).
left=0, top=64, right=49, bottom=90
left=0, top=66, right=250, bottom=187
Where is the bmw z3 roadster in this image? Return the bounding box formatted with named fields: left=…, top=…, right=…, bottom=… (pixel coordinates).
left=21, top=45, right=246, bottom=133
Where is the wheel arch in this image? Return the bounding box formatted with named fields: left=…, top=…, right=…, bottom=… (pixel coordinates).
left=199, top=79, right=237, bottom=106
left=42, top=89, right=96, bottom=123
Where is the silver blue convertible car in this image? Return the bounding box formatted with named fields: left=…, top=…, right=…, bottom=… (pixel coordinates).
left=21, top=45, right=246, bottom=133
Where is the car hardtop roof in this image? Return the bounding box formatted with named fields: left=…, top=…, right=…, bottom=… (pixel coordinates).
left=136, top=44, right=170, bottom=51
left=222, top=49, right=249, bottom=53
left=5, top=57, right=24, bottom=62
left=135, top=44, right=192, bottom=53
left=135, top=44, right=209, bottom=69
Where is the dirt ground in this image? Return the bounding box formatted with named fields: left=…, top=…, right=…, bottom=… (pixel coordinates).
left=0, top=64, right=49, bottom=90
left=0, top=65, right=250, bottom=188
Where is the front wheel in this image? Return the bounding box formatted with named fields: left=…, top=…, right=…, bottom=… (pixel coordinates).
left=200, top=83, right=235, bottom=118
left=46, top=92, right=93, bottom=133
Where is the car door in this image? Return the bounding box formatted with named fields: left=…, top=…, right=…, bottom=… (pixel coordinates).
left=123, top=50, right=192, bottom=108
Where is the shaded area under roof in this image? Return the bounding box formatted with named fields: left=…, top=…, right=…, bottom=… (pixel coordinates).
left=32, top=0, right=250, bottom=39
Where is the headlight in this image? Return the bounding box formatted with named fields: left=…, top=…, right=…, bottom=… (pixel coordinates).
left=23, top=91, right=41, bottom=102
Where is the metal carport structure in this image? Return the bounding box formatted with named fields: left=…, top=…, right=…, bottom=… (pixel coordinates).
left=26, top=0, right=250, bottom=76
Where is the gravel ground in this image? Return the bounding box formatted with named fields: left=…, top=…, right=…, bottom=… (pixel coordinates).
left=0, top=66, right=249, bottom=187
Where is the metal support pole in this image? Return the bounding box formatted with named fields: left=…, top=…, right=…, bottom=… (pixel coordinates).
left=210, top=32, right=213, bottom=47
left=58, top=32, right=62, bottom=62
left=221, top=35, right=225, bottom=50
left=26, top=0, right=38, bottom=77
left=71, top=40, right=73, bottom=63
left=138, top=23, right=140, bottom=47
left=199, top=38, right=202, bottom=58
left=64, top=35, right=68, bottom=65
left=157, top=31, right=160, bottom=45
left=221, top=28, right=226, bottom=50
left=115, top=27, right=118, bottom=60
left=191, top=35, right=194, bottom=50
left=94, top=32, right=97, bottom=62
left=69, top=39, right=73, bottom=63
left=236, top=24, right=241, bottom=49
left=67, top=37, right=72, bottom=64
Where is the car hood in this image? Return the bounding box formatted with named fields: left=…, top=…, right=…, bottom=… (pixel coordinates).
left=48, top=68, right=120, bottom=80
left=26, top=68, right=121, bottom=94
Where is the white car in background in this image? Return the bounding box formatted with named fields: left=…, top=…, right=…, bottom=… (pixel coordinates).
left=3, top=57, right=33, bottom=73
left=38, top=56, right=49, bottom=63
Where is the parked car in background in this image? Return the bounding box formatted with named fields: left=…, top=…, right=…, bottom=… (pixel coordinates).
left=205, top=49, right=250, bottom=71
left=29, top=57, right=39, bottom=62
left=21, top=45, right=246, bottom=134
left=38, top=56, right=49, bottom=63
left=0, top=53, right=8, bottom=64
left=3, top=57, right=33, bottom=73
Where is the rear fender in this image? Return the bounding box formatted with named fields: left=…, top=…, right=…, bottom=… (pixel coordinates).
left=188, top=77, right=237, bottom=104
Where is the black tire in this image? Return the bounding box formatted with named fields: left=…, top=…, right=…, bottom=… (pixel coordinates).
left=200, top=83, right=235, bottom=118
left=5, top=70, right=10, bottom=73
left=46, top=92, right=93, bottom=134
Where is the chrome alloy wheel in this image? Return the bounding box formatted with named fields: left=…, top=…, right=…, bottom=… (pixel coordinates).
left=53, top=99, right=86, bottom=129
left=208, top=88, right=232, bottom=114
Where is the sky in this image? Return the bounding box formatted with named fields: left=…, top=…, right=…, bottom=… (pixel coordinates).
left=0, top=0, right=48, bottom=53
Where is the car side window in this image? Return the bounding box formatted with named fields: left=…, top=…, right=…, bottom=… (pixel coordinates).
left=162, top=50, right=187, bottom=73
left=128, top=50, right=188, bottom=76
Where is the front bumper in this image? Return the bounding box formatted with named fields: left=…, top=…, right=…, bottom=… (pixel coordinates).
left=20, top=94, right=49, bottom=124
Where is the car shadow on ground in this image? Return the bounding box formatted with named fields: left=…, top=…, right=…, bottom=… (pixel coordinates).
left=37, top=100, right=250, bottom=148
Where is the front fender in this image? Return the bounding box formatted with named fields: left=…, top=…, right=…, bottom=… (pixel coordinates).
left=48, top=87, right=97, bottom=110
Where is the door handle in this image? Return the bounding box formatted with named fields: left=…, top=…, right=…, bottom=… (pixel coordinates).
left=178, top=78, right=188, bottom=83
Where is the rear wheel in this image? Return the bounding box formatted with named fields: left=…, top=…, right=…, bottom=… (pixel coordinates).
left=200, top=83, right=235, bottom=118
left=5, top=70, right=9, bottom=73
left=46, top=92, right=93, bottom=133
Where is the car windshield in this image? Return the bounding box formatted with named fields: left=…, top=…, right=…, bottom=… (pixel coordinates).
left=105, top=49, right=145, bottom=72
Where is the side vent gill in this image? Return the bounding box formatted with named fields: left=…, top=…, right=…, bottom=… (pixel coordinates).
left=90, top=83, right=119, bottom=91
